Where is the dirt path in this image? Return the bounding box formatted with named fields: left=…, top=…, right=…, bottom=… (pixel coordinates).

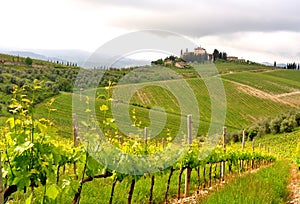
left=223, top=79, right=297, bottom=107
left=278, top=91, right=300, bottom=98
left=287, top=164, right=300, bottom=203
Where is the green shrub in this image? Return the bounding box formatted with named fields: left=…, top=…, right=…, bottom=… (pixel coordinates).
left=25, top=57, right=33, bottom=66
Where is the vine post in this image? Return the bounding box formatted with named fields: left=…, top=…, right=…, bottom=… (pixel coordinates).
left=144, top=127, right=149, bottom=145
left=242, top=130, right=245, bottom=149
left=72, top=113, right=79, bottom=180
left=252, top=139, right=255, bottom=169
left=241, top=130, right=245, bottom=170
left=184, top=114, right=192, bottom=197
left=221, top=126, right=226, bottom=181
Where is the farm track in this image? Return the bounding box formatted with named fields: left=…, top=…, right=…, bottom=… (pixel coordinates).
left=223, top=78, right=297, bottom=107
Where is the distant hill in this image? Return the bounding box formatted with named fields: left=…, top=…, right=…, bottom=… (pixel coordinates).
left=0, top=49, right=151, bottom=68
left=0, top=49, right=90, bottom=67
left=261, top=61, right=286, bottom=68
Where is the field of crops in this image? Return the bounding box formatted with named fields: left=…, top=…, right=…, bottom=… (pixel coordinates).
left=35, top=73, right=293, bottom=141
left=222, top=70, right=300, bottom=95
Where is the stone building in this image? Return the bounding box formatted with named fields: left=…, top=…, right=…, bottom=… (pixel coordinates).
left=180, top=46, right=211, bottom=63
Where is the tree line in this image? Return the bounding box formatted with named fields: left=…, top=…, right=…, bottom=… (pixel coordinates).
left=213, top=49, right=227, bottom=61
left=274, top=61, right=300, bottom=70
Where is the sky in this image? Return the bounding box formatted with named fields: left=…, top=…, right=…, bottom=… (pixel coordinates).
left=1, top=0, right=300, bottom=63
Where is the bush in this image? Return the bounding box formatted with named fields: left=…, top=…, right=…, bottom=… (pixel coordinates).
left=280, top=119, right=293, bottom=133
left=57, top=78, right=73, bottom=92
left=230, top=110, right=300, bottom=143
left=270, top=117, right=282, bottom=134
left=246, top=125, right=260, bottom=140
left=25, top=57, right=33, bottom=66
left=229, top=131, right=242, bottom=143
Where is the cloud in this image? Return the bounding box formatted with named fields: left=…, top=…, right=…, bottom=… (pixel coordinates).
left=1, top=0, right=300, bottom=63
left=105, top=0, right=300, bottom=36
left=197, top=31, right=300, bottom=62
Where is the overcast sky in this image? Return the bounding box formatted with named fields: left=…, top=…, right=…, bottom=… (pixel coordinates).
left=1, top=0, right=300, bottom=63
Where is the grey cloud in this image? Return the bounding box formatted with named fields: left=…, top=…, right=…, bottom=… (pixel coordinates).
left=86, top=0, right=300, bottom=35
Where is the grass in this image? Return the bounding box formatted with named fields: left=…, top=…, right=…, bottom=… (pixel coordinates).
left=222, top=70, right=300, bottom=95
left=200, top=160, right=291, bottom=204
left=215, top=60, right=273, bottom=74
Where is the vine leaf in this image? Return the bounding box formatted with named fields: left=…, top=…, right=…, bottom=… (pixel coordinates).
left=46, top=185, right=60, bottom=200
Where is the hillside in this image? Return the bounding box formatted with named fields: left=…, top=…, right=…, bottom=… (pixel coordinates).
left=0, top=54, right=300, bottom=203
left=0, top=53, right=299, bottom=139
left=32, top=60, right=300, bottom=140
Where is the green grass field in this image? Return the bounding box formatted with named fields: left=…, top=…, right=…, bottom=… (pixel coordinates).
left=222, top=70, right=300, bottom=95
left=201, top=160, right=290, bottom=204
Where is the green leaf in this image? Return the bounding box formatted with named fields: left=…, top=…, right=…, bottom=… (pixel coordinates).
left=46, top=185, right=60, bottom=200
left=25, top=193, right=33, bottom=204
left=14, top=141, right=34, bottom=155
left=12, top=175, right=31, bottom=189
left=87, top=155, right=99, bottom=172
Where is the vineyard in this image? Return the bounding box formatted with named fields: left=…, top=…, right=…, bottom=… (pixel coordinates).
left=0, top=55, right=299, bottom=203
left=0, top=84, right=276, bottom=203
left=33, top=73, right=294, bottom=139
left=222, top=70, right=300, bottom=95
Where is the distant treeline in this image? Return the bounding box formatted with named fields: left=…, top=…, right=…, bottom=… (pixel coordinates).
left=274, top=61, right=300, bottom=70
left=228, top=110, right=300, bottom=142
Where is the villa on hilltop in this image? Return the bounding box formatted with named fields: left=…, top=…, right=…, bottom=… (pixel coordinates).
left=180, top=46, right=213, bottom=63
left=181, top=46, right=244, bottom=63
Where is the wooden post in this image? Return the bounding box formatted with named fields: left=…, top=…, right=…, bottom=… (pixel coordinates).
left=242, top=130, right=245, bottom=149
left=222, top=127, right=226, bottom=149
left=185, top=115, right=192, bottom=197
left=252, top=139, right=255, bottom=169
left=72, top=113, right=79, bottom=180
left=221, top=127, right=226, bottom=181
left=144, top=127, right=149, bottom=145
left=259, top=143, right=262, bottom=149
left=162, top=138, right=165, bottom=148
left=241, top=130, right=245, bottom=171
left=72, top=113, right=79, bottom=147
left=186, top=115, right=192, bottom=145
